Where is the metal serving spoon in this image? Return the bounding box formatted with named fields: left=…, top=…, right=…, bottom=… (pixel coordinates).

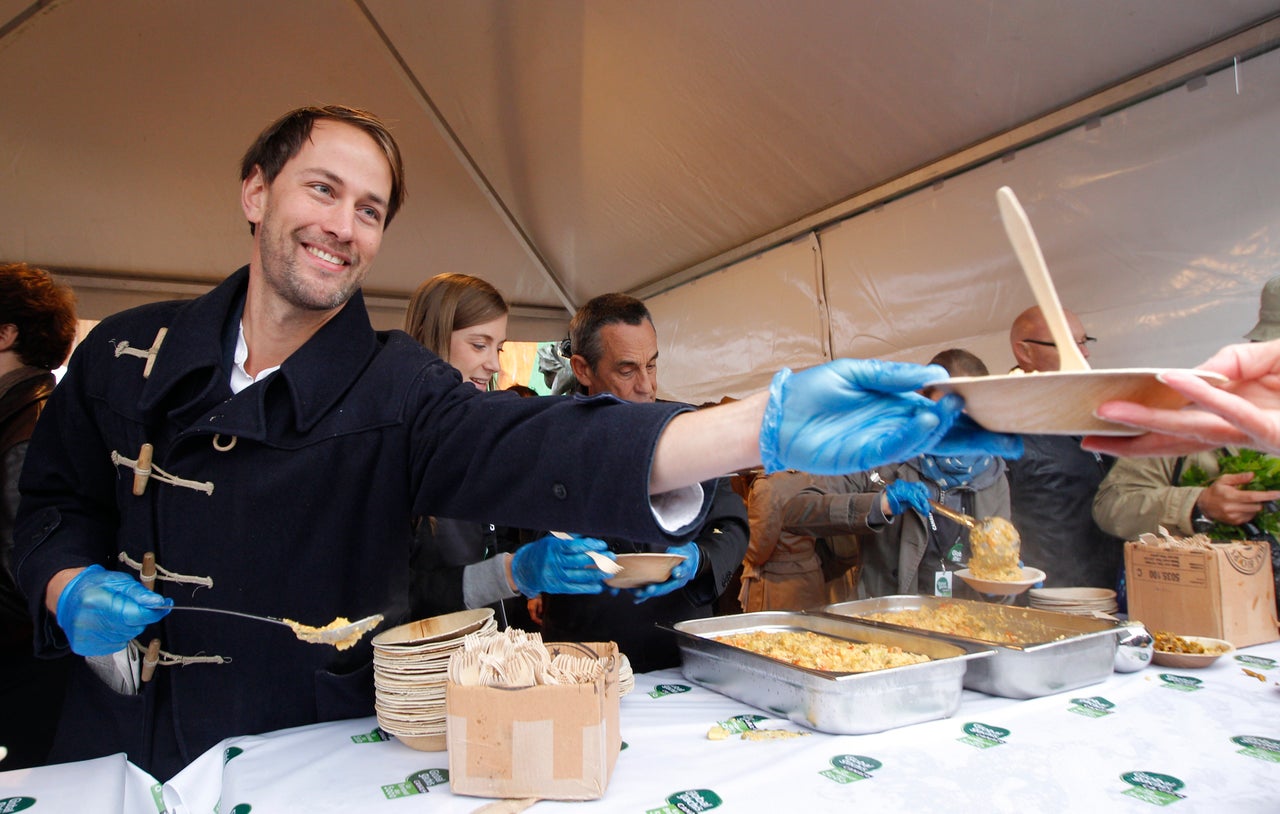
left=169, top=606, right=384, bottom=648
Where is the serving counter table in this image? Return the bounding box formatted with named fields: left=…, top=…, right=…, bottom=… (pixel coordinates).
left=4, top=641, right=1279, bottom=812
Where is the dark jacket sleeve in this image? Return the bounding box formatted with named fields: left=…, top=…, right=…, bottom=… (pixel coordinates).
left=682, top=477, right=749, bottom=606
left=781, top=473, right=877, bottom=536
left=405, top=389, right=716, bottom=545
left=13, top=335, right=123, bottom=654
left=408, top=516, right=481, bottom=618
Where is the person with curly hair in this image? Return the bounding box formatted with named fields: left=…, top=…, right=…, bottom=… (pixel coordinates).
left=0, top=261, right=77, bottom=769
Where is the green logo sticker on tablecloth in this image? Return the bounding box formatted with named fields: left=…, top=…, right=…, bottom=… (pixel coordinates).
left=380, top=768, right=449, bottom=799
left=1233, top=735, right=1280, bottom=763
left=646, top=788, right=723, bottom=813
left=1235, top=654, right=1277, bottom=670
left=0, top=798, right=36, bottom=813
left=1068, top=696, right=1116, bottom=718
left=223, top=746, right=244, bottom=764
left=1121, top=771, right=1186, bottom=805
left=228, top=806, right=252, bottom=814
left=351, top=726, right=392, bottom=743
left=820, top=754, right=883, bottom=784
left=715, top=714, right=767, bottom=733
left=649, top=683, right=693, bottom=699
left=1158, top=674, right=1203, bottom=692
left=959, top=722, right=1010, bottom=749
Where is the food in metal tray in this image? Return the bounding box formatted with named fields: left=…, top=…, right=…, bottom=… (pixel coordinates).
left=713, top=630, right=930, bottom=673
left=861, top=602, right=1049, bottom=645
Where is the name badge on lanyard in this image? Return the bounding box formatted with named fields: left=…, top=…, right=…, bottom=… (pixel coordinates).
left=934, top=570, right=953, bottom=597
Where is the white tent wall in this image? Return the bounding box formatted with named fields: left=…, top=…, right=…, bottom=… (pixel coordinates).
left=648, top=235, right=830, bottom=404
left=651, top=47, right=1280, bottom=406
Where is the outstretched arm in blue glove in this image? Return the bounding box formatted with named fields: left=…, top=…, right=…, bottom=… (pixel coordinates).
left=509, top=534, right=614, bottom=598
left=648, top=359, right=1021, bottom=495
left=882, top=480, right=933, bottom=519
left=628, top=542, right=701, bottom=604
left=759, top=360, right=1022, bottom=475
left=55, top=564, right=173, bottom=657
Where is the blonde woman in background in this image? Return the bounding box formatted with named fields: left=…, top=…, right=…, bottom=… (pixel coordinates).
left=404, top=273, right=507, bottom=392
left=404, top=273, right=614, bottom=630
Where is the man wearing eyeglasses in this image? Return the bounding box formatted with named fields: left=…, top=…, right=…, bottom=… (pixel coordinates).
left=1010, top=306, right=1096, bottom=373
left=1006, top=306, right=1123, bottom=590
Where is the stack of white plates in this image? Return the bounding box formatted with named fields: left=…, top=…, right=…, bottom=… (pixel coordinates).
left=1027, top=587, right=1119, bottom=617
left=618, top=653, right=635, bottom=697
left=371, top=608, right=497, bottom=751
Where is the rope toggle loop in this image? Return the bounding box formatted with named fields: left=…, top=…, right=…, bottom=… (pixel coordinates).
left=111, top=444, right=214, bottom=497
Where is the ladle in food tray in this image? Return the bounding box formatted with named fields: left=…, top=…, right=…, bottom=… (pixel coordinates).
left=996, top=186, right=1090, bottom=372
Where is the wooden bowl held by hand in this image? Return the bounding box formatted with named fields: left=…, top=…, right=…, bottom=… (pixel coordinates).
left=604, top=553, right=687, bottom=589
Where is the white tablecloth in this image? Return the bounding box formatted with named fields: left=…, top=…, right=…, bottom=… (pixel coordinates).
left=4, top=641, right=1279, bottom=812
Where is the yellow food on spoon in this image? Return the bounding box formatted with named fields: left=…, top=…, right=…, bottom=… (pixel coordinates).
left=282, top=615, right=383, bottom=651
left=967, top=517, right=1023, bottom=581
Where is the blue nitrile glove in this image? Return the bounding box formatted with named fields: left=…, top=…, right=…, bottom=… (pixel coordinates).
left=883, top=481, right=933, bottom=518
left=629, top=542, right=701, bottom=604
left=55, top=564, right=173, bottom=657
left=510, top=534, right=614, bottom=598
left=929, top=406, right=1024, bottom=460
left=759, top=361, right=1022, bottom=474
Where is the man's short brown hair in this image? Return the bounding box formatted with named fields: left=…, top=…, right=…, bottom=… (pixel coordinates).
left=239, top=105, right=407, bottom=234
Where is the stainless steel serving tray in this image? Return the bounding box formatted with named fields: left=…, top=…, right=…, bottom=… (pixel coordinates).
left=668, top=611, right=992, bottom=735
left=818, top=596, right=1121, bottom=699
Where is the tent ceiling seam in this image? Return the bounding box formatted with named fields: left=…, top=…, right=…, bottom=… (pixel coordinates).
left=0, top=0, right=58, bottom=43
left=809, top=233, right=832, bottom=363
left=350, top=0, right=577, bottom=316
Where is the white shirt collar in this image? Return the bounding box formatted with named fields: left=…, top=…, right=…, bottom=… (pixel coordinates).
left=230, top=321, right=281, bottom=394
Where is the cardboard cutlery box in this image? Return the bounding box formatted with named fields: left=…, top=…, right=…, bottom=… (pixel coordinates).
left=446, top=641, right=620, bottom=801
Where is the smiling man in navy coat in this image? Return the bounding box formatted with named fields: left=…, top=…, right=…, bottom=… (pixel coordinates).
left=13, top=105, right=1020, bottom=780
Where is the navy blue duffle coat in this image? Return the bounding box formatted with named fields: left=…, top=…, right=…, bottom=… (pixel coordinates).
left=14, top=267, right=710, bottom=779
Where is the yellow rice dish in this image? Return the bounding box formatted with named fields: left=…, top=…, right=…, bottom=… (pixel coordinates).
left=863, top=603, right=1031, bottom=645
left=714, top=630, right=929, bottom=673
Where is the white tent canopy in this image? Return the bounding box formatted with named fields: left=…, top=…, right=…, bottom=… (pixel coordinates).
left=3, top=0, right=1279, bottom=400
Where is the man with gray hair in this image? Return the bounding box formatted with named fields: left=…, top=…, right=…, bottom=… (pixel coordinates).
left=532, top=293, right=749, bottom=672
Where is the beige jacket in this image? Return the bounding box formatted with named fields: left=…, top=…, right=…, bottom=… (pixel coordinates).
left=1091, top=450, right=1228, bottom=540
left=739, top=471, right=827, bottom=612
